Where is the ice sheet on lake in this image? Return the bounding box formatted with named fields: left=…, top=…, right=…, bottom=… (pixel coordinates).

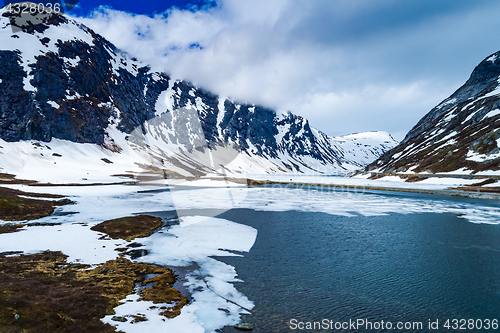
left=3, top=180, right=500, bottom=227
left=151, top=185, right=500, bottom=225
left=99, top=215, right=257, bottom=333
left=130, top=216, right=257, bottom=332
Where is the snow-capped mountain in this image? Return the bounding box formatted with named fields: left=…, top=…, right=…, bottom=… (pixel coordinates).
left=0, top=9, right=396, bottom=182
left=369, top=50, right=500, bottom=175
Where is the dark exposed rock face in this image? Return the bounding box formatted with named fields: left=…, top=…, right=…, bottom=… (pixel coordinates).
left=169, top=80, right=282, bottom=157
left=370, top=51, right=500, bottom=174
left=162, top=79, right=357, bottom=171
left=0, top=13, right=169, bottom=144
left=0, top=50, right=35, bottom=141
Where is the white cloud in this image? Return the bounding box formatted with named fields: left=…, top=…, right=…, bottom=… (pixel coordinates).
left=292, top=81, right=450, bottom=141
left=76, top=0, right=500, bottom=139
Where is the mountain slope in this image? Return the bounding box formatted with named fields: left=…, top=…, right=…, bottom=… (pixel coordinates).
left=369, top=50, right=500, bottom=175
left=0, top=10, right=397, bottom=181
left=0, top=10, right=169, bottom=145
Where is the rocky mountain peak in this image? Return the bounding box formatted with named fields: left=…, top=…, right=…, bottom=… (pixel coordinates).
left=370, top=50, right=500, bottom=175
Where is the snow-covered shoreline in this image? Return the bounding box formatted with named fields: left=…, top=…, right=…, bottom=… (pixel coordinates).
left=0, top=183, right=258, bottom=332
left=247, top=173, right=500, bottom=199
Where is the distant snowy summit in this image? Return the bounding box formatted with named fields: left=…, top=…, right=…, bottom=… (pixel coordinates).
left=0, top=10, right=396, bottom=181
left=369, top=50, right=500, bottom=176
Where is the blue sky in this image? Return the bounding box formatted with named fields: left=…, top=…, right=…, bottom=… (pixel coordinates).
left=1, top=0, right=210, bottom=15
left=71, top=0, right=212, bottom=15
left=8, top=0, right=500, bottom=140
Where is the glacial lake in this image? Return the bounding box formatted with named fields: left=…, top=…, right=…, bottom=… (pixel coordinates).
left=213, top=192, right=500, bottom=332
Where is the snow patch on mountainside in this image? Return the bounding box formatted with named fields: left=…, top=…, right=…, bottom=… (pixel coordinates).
left=329, top=131, right=396, bottom=168
left=0, top=127, right=397, bottom=183
left=369, top=49, right=500, bottom=175
left=0, top=10, right=94, bottom=91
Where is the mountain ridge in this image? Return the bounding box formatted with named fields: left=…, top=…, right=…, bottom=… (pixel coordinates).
left=369, top=50, right=500, bottom=176
left=0, top=10, right=397, bottom=180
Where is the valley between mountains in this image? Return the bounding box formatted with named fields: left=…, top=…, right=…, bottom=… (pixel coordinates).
left=2, top=6, right=500, bottom=333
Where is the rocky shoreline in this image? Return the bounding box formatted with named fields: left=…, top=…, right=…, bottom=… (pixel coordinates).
left=0, top=209, right=190, bottom=332
left=0, top=251, right=188, bottom=332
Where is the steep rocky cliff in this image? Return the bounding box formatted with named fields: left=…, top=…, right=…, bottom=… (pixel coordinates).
left=369, top=50, right=500, bottom=175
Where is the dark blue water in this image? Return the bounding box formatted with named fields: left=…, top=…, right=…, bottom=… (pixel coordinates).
left=216, top=208, right=500, bottom=332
